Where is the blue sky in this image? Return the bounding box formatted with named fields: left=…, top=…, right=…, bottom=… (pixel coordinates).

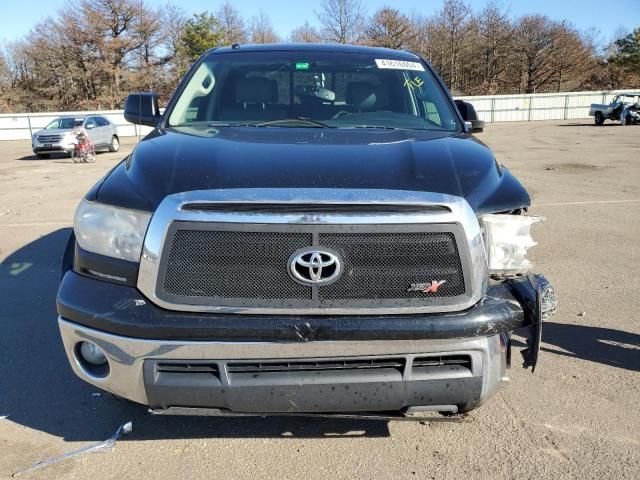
left=1, top=0, right=638, bottom=46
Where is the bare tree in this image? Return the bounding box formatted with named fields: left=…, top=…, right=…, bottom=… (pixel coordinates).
left=128, top=3, right=168, bottom=94
left=547, top=22, right=597, bottom=92
left=1, top=41, right=35, bottom=111
left=513, top=15, right=556, bottom=93
left=0, top=52, right=10, bottom=112
left=436, top=0, right=472, bottom=91
left=290, top=21, right=321, bottom=43
left=315, top=0, right=366, bottom=44
left=365, top=7, right=414, bottom=49
left=159, top=3, right=188, bottom=87
left=81, top=0, right=146, bottom=107
left=217, top=1, right=248, bottom=44
left=249, top=11, right=280, bottom=44
left=477, top=1, right=513, bottom=93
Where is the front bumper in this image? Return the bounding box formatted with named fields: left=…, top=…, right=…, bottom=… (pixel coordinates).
left=59, top=319, right=503, bottom=413
left=33, top=142, right=74, bottom=154
left=57, top=271, right=552, bottom=414
left=57, top=271, right=533, bottom=342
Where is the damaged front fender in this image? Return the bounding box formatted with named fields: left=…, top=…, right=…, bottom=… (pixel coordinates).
left=507, top=274, right=557, bottom=372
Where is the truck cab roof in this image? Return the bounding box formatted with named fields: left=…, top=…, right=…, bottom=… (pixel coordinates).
left=207, top=43, right=422, bottom=60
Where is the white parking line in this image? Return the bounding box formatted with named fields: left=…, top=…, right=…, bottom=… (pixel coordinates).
left=0, top=221, right=70, bottom=227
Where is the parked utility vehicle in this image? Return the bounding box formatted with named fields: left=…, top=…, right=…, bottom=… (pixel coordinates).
left=589, top=93, right=640, bottom=125
left=57, top=44, right=556, bottom=418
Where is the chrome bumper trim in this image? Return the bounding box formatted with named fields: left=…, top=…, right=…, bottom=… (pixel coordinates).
left=59, top=317, right=504, bottom=406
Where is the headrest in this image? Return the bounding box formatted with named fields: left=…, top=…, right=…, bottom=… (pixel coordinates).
left=346, top=81, right=388, bottom=111
left=235, top=77, right=278, bottom=104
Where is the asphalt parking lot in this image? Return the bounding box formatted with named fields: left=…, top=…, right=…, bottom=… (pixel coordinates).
left=1, top=121, right=639, bottom=479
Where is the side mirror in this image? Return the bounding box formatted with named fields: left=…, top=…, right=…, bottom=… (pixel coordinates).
left=85, top=123, right=95, bottom=129
left=124, top=92, right=161, bottom=127
left=454, top=100, right=485, bottom=133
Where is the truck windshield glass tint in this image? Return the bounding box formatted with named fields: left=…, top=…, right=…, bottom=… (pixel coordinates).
left=167, top=51, right=461, bottom=132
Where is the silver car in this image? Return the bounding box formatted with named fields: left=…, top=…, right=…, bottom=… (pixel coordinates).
left=31, top=115, right=120, bottom=158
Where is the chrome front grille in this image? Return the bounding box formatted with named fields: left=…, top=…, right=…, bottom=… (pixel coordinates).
left=161, top=228, right=466, bottom=307
left=156, top=221, right=472, bottom=311
left=137, top=189, right=488, bottom=314
left=37, top=134, right=63, bottom=142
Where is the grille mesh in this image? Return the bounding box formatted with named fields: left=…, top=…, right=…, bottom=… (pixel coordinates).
left=320, top=232, right=465, bottom=300
left=163, top=230, right=312, bottom=300
left=37, top=135, right=63, bottom=142
left=160, top=227, right=466, bottom=306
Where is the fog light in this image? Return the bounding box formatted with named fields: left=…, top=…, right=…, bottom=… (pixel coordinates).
left=79, top=341, right=107, bottom=366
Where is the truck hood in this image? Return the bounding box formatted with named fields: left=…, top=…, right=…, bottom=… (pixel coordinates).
left=93, top=126, right=530, bottom=215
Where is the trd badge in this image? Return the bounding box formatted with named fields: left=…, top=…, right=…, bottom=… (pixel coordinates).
left=407, top=280, right=446, bottom=293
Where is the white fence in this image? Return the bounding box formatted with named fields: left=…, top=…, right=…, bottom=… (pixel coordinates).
left=0, top=89, right=637, bottom=141
left=457, top=89, right=638, bottom=123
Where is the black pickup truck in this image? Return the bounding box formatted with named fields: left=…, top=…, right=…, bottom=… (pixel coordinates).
left=57, top=44, right=556, bottom=417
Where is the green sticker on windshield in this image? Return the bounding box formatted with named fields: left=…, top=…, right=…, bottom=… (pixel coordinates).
left=295, top=62, right=309, bottom=70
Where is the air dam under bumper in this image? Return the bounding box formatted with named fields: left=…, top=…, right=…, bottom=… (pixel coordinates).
left=57, top=272, right=549, bottom=413
left=58, top=319, right=502, bottom=413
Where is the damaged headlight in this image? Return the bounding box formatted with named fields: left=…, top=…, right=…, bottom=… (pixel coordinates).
left=479, top=214, right=542, bottom=276
left=74, top=199, right=151, bottom=262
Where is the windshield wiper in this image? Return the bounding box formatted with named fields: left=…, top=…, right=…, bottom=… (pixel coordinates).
left=255, top=117, right=334, bottom=128
left=206, top=122, right=259, bottom=127
left=344, top=125, right=399, bottom=130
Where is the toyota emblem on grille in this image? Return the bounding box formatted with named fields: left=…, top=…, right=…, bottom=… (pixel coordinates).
left=288, top=248, right=342, bottom=285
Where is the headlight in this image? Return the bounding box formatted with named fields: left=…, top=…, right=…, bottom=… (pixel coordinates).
left=74, top=199, right=151, bottom=262
left=479, top=214, right=542, bottom=276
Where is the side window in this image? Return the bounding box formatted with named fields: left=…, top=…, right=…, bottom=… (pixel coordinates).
left=406, top=73, right=454, bottom=128
left=423, top=101, right=442, bottom=126
left=85, top=117, right=97, bottom=129
left=185, top=97, right=202, bottom=122
left=168, top=63, right=216, bottom=126
left=96, top=117, right=109, bottom=127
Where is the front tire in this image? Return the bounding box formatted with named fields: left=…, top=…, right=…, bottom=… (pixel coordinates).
left=109, top=135, right=119, bottom=152
left=594, top=112, right=604, bottom=125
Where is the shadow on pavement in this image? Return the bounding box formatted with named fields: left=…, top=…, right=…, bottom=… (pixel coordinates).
left=18, top=153, right=71, bottom=160
left=541, top=322, right=640, bottom=372
left=0, top=229, right=390, bottom=441
left=513, top=321, right=640, bottom=372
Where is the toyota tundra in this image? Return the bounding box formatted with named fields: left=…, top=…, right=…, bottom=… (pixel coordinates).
left=56, top=44, right=557, bottom=418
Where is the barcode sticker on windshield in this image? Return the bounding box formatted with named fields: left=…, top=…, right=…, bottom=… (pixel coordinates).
left=375, top=59, right=425, bottom=71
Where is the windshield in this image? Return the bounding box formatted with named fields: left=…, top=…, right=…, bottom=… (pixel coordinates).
left=168, top=51, right=461, bottom=132
left=45, top=118, right=84, bottom=130
left=620, top=95, right=640, bottom=105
